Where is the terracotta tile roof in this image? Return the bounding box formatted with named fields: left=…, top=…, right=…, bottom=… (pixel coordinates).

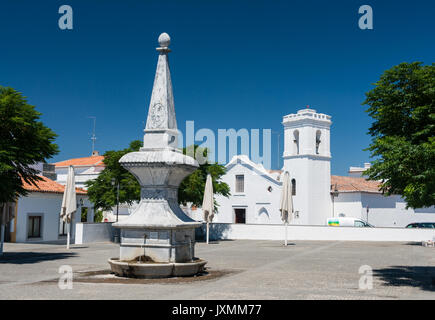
left=267, top=170, right=283, bottom=174
left=54, top=155, right=105, bottom=167
left=331, top=175, right=382, bottom=193
left=22, top=176, right=87, bottom=195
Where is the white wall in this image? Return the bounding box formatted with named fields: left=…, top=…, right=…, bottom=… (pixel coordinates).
left=14, top=192, right=91, bottom=243
left=56, top=165, right=103, bottom=189
left=333, top=192, right=435, bottom=227
left=333, top=193, right=363, bottom=219
left=361, top=193, right=435, bottom=227
left=102, top=202, right=139, bottom=222
left=214, top=161, right=283, bottom=225
left=283, top=156, right=332, bottom=225
left=205, top=223, right=435, bottom=242
left=75, top=222, right=114, bottom=244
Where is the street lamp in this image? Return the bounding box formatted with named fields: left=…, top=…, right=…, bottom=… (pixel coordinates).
left=366, top=205, right=370, bottom=224
left=331, top=184, right=339, bottom=218
left=111, top=178, right=120, bottom=222
left=77, top=198, right=84, bottom=222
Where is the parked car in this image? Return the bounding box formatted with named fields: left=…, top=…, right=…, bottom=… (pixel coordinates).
left=405, top=222, right=435, bottom=229
left=327, top=217, right=373, bottom=227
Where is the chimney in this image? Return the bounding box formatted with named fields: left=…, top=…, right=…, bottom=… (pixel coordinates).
left=92, top=150, right=100, bottom=156
left=42, top=163, right=57, bottom=181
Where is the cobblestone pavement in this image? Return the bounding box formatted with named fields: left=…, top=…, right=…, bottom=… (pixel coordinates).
left=0, top=240, right=434, bottom=299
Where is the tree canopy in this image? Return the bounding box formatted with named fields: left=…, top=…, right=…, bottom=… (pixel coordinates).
left=0, top=86, right=58, bottom=204
left=363, top=62, right=435, bottom=208
left=86, top=140, right=142, bottom=211
left=86, top=142, right=230, bottom=212
left=178, top=145, right=230, bottom=210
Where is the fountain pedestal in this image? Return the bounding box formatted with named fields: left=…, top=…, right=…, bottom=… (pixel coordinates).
left=115, top=150, right=201, bottom=263
left=108, top=33, right=206, bottom=278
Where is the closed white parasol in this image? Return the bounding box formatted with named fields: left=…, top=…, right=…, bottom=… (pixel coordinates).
left=202, top=174, right=214, bottom=244
left=279, top=171, right=294, bottom=246
left=60, top=165, right=77, bottom=249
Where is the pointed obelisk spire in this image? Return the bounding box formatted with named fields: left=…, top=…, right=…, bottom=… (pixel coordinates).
left=142, top=33, right=178, bottom=151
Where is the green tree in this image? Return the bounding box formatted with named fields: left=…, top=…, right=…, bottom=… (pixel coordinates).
left=86, top=142, right=230, bottom=212
left=0, top=87, right=58, bottom=204
left=363, top=62, right=435, bottom=208
left=178, top=145, right=230, bottom=211
left=86, top=140, right=142, bottom=211
left=93, top=210, right=104, bottom=223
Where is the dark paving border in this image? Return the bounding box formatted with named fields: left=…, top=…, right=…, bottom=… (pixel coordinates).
left=37, top=268, right=242, bottom=285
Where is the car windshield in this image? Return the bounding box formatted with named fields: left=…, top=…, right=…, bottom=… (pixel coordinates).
left=354, top=220, right=371, bottom=227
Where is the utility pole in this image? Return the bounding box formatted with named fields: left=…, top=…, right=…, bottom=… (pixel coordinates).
left=88, top=116, right=97, bottom=155
left=116, top=181, right=120, bottom=222
left=331, top=184, right=339, bottom=218
left=111, top=178, right=120, bottom=222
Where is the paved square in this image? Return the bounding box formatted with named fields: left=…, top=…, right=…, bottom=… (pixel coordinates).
left=0, top=240, right=434, bottom=299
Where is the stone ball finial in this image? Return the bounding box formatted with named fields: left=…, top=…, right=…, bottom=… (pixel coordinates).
left=158, top=33, right=170, bottom=47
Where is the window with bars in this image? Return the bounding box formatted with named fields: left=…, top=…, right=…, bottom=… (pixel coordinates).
left=235, top=175, right=244, bottom=193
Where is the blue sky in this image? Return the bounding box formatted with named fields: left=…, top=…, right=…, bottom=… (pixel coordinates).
left=1, top=0, right=434, bottom=175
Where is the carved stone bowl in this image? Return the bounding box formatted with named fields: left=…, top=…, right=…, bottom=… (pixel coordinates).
left=108, top=258, right=207, bottom=279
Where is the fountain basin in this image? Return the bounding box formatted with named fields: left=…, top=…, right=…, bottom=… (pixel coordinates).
left=108, top=258, right=207, bottom=278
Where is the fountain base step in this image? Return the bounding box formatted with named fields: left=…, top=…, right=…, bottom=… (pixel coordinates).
left=108, top=258, right=207, bottom=278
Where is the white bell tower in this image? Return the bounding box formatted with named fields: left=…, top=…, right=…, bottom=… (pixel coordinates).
left=282, top=107, right=332, bottom=225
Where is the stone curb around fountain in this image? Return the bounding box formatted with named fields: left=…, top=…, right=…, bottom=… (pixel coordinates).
left=108, top=258, right=207, bottom=279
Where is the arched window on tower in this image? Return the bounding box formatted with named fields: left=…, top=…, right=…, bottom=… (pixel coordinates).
left=293, top=130, right=299, bottom=155
left=315, top=130, right=321, bottom=155
left=291, top=178, right=296, bottom=196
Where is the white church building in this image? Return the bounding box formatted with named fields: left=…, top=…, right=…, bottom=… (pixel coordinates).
left=191, top=108, right=435, bottom=228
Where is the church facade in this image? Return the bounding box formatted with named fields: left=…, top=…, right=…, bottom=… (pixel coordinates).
left=191, top=107, right=435, bottom=228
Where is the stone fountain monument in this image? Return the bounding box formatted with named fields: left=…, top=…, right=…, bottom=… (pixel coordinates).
left=108, top=33, right=206, bottom=278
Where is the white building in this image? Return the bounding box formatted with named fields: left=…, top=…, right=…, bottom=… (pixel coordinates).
left=348, top=162, right=372, bottom=177
left=331, top=175, right=435, bottom=227
left=212, top=155, right=283, bottom=224
left=53, top=152, right=131, bottom=222
left=6, top=175, right=93, bottom=243
left=204, top=107, right=435, bottom=228
left=54, top=151, right=104, bottom=190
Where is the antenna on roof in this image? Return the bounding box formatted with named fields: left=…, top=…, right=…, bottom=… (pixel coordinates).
left=88, top=116, right=97, bottom=155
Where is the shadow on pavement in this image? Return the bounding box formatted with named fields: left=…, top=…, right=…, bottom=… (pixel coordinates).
left=196, top=239, right=235, bottom=244
left=404, top=242, right=424, bottom=246
left=373, top=266, right=435, bottom=292
left=0, top=251, right=77, bottom=264
left=195, top=223, right=234, bottom=243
